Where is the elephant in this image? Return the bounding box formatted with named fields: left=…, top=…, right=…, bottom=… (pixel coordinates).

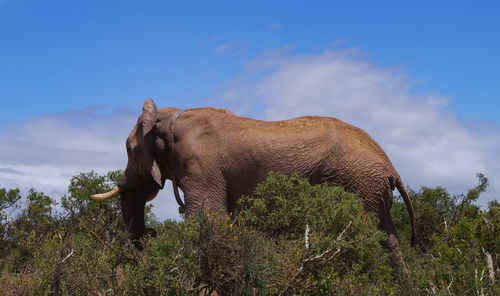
left=92, top=98, right=416, bottom=270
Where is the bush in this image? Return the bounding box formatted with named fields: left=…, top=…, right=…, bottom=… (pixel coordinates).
left=0, top=171, right=139, bottom=295
left=123, top=173, right=394, bottom=295
left=1, top=171, right=499, bottom=295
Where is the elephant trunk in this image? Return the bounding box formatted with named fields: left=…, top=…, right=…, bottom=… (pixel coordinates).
left=120, top=192, right=146, bottom=249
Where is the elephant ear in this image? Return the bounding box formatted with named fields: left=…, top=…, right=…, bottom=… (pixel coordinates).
left=139, top=98, right=163, bottom=188
left=141, top=98, right=158, bottom=136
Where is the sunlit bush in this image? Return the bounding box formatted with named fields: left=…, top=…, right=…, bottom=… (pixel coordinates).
left=1, top=171, right=499, bottom=295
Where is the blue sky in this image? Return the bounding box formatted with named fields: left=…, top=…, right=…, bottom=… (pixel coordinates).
left=1, top=0, right=499, bottom=219
left=2, top=0, right=499, bottom=122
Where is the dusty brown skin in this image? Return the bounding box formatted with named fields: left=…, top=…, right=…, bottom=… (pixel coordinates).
left=94, top=99, right=416, bottom=268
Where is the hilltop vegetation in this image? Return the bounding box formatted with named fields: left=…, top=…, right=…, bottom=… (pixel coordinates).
left=0, top=172, right=498, bottom=295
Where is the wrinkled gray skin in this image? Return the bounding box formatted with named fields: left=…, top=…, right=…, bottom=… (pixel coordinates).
left=114, top=99, right=416, bottom=270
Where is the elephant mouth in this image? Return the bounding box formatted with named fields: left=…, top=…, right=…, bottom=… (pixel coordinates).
left=146, top=188, right=160, bottom=202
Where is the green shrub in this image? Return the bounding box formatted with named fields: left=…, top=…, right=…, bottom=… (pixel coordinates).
left=123, top=173, right=394, bottom=295
left=1, top=171, right=499, bottom=295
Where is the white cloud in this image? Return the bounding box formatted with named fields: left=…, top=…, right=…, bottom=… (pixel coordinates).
left=0, top=106, right=182, bottom=220
left=2, top=47, right=498, bottom=223
left=203, top=34, right=223, bottom=46
left=223, top=48, right=500, bottom=205
left=213, top=40, right=243, bottom=54
left=267, top=22, right=283, bottom=31
left=0, top=107, right=132, bottom=186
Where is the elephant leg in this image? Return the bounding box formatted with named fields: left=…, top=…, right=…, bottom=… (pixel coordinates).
left=381, top=213, right=410, bottom=274
left=181, top=177, right=228, bottom=216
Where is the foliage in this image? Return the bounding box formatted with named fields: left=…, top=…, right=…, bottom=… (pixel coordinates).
left=0, top=171, right=499, bottom=295
left=391, top=173, right=499, bottom=295
left=121, top=173, right=390, bottom=295
left=237, top=173, right=394, bottom=295
left=0, top=171, right=142, bottom=295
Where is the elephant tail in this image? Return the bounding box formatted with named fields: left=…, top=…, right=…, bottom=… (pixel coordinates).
left=395, top=178, right=416, bottom=247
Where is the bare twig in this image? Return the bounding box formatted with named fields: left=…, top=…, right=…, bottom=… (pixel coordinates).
left=304, top=224, right=310, bottom=252
left=336, top=220, right=353, bottom=241
left=173, top=245, right=185, bottom=262
left=81, top=223, right=113, bottom=249
left=446, top=276, right=453, bottom=295
left=81, top=222, right=138, bottom=265
left=61, top=249, right=74, bottom=264
left=303, top=248, right=341, bottom=265
left=481, top=245, right=495, bottom=282
left=481, top=214, right=492, bottom=232
left=51, top=228, right=72, bottom=296
left=429, top=281, right=437, bottom=295
left=279, top=220, right=352, bottom=296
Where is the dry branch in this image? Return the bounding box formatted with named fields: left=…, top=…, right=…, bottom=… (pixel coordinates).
left=279, top=220, right=352, bottom=296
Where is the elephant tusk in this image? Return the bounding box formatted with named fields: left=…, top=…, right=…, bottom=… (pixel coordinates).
left=90, top=187, right=122, bottom=201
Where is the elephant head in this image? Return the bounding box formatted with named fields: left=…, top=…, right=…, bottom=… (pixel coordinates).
left=91, top=99, right=167, bottom=248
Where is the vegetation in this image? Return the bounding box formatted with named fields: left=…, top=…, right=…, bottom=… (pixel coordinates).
left=0, top=172, right=498, bottom=295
